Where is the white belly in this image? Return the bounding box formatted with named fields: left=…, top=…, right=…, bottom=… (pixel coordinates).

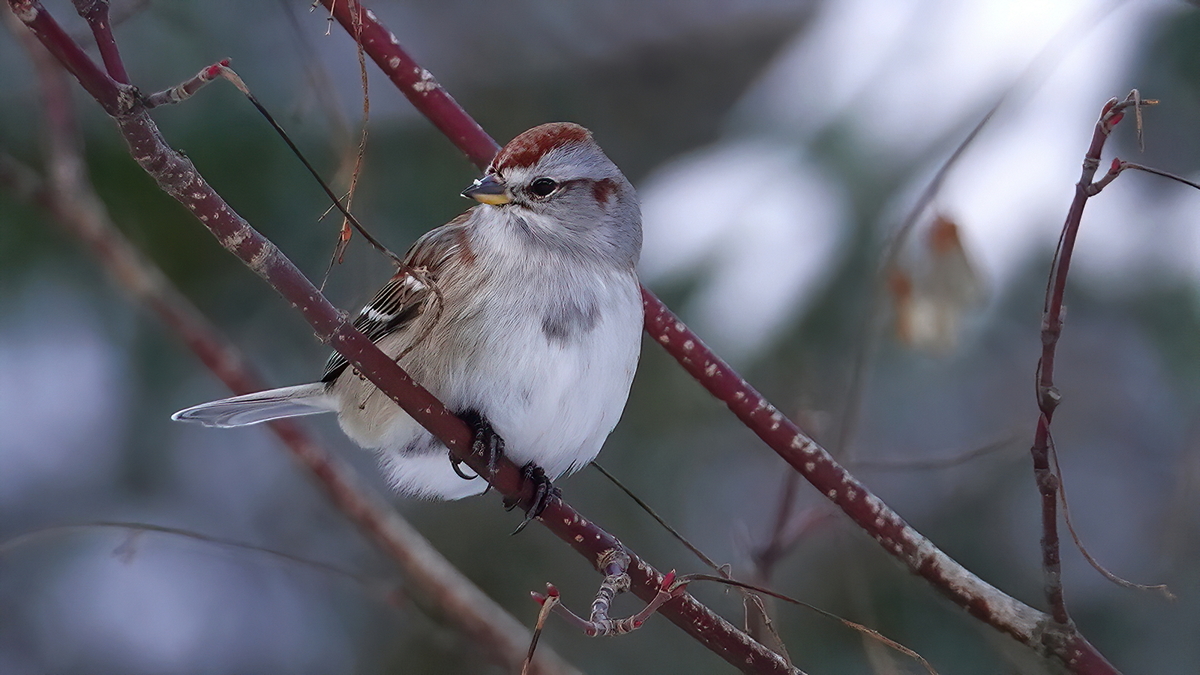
left=478, top=291, right=642, bottom=478
left=334, top=267, right=643, bottom=500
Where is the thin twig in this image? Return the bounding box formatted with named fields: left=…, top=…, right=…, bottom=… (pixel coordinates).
left=677, top=574, right=935, bottom=675
left=836, top=103, right=1001, bottom=458
left=591, top=462, right=725, bottom=573
left=216, top=64, right=402, bottom=265
left=141, top=58, right=229, bottom=107
left=532, top=569, right=688, bottom=638
left=522, top=587, right=560, bottom=675
left=0, top=521, right=380, bottom=589
left=322, top=0, right=371, bottom=287
left=592, top=462, right=797, bottom=665
left=73, top=0, right=129, bottom=84
left=849, top=433, right=1023, bottom=471
left=1049, top=440, right=1175, bottom=600
left=1032, top=92, right=1151, bottom=626
left=1119, top=161, right=1200, bottom=190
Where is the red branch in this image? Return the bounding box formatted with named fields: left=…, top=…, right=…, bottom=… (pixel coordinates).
left=8, top=1, right=793, bottom=673
left=72, top=0, right=128, bottom=84
left=1031, top=94, right=1140, bottom=626
left=320, top=1, right=497, bottom=167
left=314, top=2, right=1124, bottom=672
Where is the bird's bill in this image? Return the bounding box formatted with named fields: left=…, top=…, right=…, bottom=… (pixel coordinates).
left=461, top=174, right=511, bottom=205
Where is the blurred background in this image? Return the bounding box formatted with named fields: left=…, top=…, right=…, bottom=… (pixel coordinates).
left=3, top=0, right=1200, bottom=672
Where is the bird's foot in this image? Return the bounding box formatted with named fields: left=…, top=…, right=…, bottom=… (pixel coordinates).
left=451, top=410, right=505, bottom=488
left=505, top=462, right=560, bottom=535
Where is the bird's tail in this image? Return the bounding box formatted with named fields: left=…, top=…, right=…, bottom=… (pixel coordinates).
left=171, top=383, right=334, bottom=428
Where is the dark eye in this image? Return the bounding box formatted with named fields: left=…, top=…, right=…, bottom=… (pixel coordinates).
left=529, top=177, right=558, bottom=197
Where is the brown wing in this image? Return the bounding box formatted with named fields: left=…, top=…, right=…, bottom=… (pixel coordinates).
left=321, top=213, right=473, bottom=382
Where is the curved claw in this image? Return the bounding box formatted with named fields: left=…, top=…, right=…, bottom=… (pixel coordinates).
left=453, top=409, right=504, bottom=483
left=449, top=455, right=477, bottom=480
left=510, top=463, right=560, bottom=535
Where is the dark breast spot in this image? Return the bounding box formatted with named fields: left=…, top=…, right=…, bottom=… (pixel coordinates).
left=542, top=300, right=600, bottom=344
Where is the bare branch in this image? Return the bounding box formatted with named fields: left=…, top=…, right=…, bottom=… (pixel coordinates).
left=141, top=58, right=230, bottom=107
left=1051, top=444, right=1175, bottom=600
left=72, top=0, right=129, bottom=84
left=849, top=434, right=1023, bottom=471
left=1119, top=161, right=1200, bottom=191
left=1032, top=91, right=1152, bottom=627
left=0, top=521, right=380, bottom=590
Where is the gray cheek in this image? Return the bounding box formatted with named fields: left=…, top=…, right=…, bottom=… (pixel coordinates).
left=542, top=300, right=600, bottom=344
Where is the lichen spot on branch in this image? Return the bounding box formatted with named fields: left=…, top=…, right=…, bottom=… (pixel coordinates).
left=12, top=1, right=39, bottom=23
left=247, top=240, right=279, bottom=275
left=220, top=227, right=249, bottom=251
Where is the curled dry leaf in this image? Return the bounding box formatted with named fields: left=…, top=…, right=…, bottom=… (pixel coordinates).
left=890, top=214, right=986, bottom=352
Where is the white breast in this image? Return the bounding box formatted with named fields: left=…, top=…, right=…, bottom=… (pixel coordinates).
left=466, top=269, right=643, bottom=479
left=331, top=218, right=643, bottom=500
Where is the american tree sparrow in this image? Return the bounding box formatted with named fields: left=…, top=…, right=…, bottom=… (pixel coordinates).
left=174, top=123, right=643, bottom=513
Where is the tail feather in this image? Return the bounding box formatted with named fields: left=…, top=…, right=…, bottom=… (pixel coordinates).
left=172, top=383, right=334, bottom=428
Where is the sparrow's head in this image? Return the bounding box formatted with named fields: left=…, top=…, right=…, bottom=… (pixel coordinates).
left=462, top=123, right=640, bottom=267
